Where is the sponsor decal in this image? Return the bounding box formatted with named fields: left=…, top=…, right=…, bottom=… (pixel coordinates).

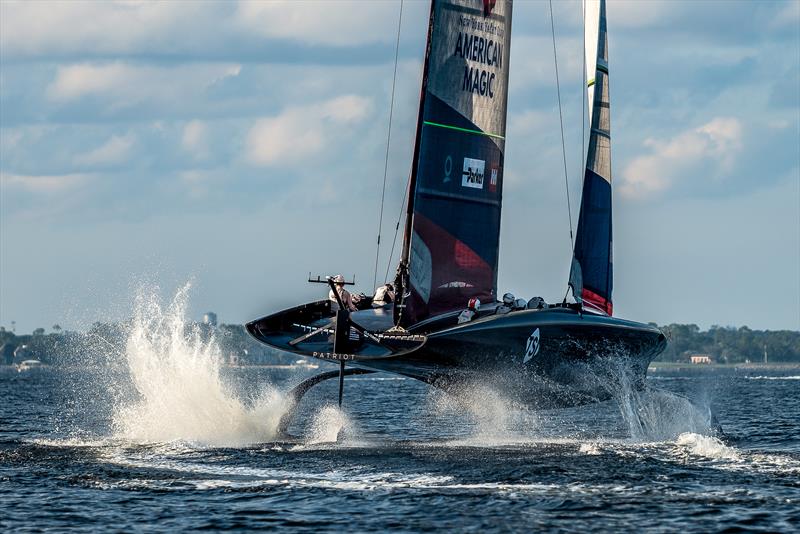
left=462, top=157, right=485, bottom=189
left=444, top=155, right=453, bottom=183
left=523, top=328, right=540, bottom=364
left=312, top=351, right=357, bottom=361
left=453, top=9, right=505, bottom=99
left=437, top=281, right=475, bottom=288
left=410, top=231, right=432, bottom=303
left=489, top=168, right=498, bottom=192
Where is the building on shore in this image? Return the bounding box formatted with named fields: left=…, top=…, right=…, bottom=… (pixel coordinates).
left=690, top=354, right=713, bottom=364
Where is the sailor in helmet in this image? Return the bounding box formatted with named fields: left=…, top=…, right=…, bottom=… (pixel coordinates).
left=329, top=274, right=358, bottom=312
left=458, top=297, right=480, bottom=324
left=496, top=292, right=515, bottom=314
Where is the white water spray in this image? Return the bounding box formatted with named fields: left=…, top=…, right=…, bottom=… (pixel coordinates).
left=599, top=358, right=717, bottom=441
left=305, top=405, right=352, bottom=444
left=112, top=283, right=286, bottom=447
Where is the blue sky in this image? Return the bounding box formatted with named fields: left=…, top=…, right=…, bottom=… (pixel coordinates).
left=1, top=0, right=798, bottom=333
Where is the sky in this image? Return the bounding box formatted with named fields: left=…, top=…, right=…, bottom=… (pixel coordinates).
left=1, top=0, right=798, bottom=334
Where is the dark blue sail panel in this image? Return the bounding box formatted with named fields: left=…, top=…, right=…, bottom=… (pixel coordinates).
left=399, top=0, right=513, bottom=326
left=571, top=168, right=612, bottom=315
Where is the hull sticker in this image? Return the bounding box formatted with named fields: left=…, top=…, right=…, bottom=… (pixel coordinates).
left=524, top=328, right=540, bottom=363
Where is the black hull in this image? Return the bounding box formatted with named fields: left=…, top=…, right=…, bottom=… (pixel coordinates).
left=354, top=307, right=665, bottom=408
left=247, top=303, right=666, bottom=410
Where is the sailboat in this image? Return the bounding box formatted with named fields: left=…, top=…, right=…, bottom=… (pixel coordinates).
left=247, top=0, right=666, bottom=424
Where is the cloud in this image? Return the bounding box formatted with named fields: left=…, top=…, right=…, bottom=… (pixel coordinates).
left=74, top=134, right=135, bottom=167
left=0, top=172, right=92, bottom=194
left=0, top=0, right=414, bottom=62
left=234, top=1, right=400, bottom=46
left=46, top=62, right=242, bottom=104
left=620, top=117, right=743, bottom=199
left=181, top=120, right=209, bottom=159
left=245, top=95, right=371, bottom=166
left=0, top=1, right=208, bottom=58
left=770, top=0, right=800, bottom=29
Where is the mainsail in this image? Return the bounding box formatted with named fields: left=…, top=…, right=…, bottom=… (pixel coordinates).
left=396, top=0, right=513, bottom=326
left=569, top=0, right=613, bottom=315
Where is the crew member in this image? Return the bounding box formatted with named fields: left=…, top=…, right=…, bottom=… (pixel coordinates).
left=329, top=274, right=358, bottom=312
left=372, top=283, right=395, bottom=307
left=496, top=292, right=515, bottom=314
left=527, top=296, right=547, bottom=310
left=458, top=298, right=480, bottom=324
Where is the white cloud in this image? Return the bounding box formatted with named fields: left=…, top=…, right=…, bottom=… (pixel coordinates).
left=620, top=117, right=743, bottom=199
left=46, top=62, right=241, bottom=103
left=0, top=172, right=92, bottom=193
left=771, top=0, right=800, bottom=29
left=1, top=0, right=406, bottom=60
left=234, top=1, right=400, bottom=46
left=74, top=134, right=135, bottom=167
left=245, top=95, right=371, bottom=166
left=181, top=120, right=209, bottom=159
left=0, top=1, right=200, bottom=58
left=47, top=63, right=135, bottom=102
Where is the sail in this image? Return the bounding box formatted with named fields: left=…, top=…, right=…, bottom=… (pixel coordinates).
left=569, top=0, right=613, bottom=315
left=396, top=0, right=513, bottom=326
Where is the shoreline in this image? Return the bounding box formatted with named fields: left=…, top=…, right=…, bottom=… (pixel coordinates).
left=649, top=362, right=800, bottom=371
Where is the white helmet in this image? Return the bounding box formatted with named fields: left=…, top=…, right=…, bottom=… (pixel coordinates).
left=332, top=274, right=345, bottom=284
left=515, top=298, right=527, bottom=309
left=502, top=292, right=515, bottom=305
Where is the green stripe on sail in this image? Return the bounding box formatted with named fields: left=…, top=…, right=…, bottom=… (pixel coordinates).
left=587, top=78, right=595, bottom=87
left=423, top=120, right=505, bottom=140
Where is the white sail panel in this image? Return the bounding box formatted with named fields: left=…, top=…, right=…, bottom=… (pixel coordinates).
left=584, top=0, right=600, bottom=128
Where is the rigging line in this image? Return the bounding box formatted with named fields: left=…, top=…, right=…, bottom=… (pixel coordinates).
left=384, top=171, right=411, bottom=284
left=373, top=0, right=404, bottom=291
left=548, top=0, right=574, bottom=252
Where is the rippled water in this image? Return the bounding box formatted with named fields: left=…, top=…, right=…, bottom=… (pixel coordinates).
left=1, top=293, right=798, bottom=531
left=2, top=366, right=799, bottom=532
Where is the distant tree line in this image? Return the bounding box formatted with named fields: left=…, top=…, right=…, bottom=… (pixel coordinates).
left=0, top=322, right=292, bottom=366
left=654, top=324, right=800, bottom=363
left=2, top=322, right=798, bottom=366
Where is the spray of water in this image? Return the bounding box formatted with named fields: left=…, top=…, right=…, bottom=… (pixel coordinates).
left=112, top=283, right=286, bottom=447
left=305, top=405, right=353, bottom=444
left=427, top=382, right=541, bottom=444
left=594, top=357, right=718, bottom=442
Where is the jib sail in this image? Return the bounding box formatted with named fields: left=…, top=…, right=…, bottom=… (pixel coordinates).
left=396, top=0, right=513, bottom=326
left=569, top=0, right=613, bottom=315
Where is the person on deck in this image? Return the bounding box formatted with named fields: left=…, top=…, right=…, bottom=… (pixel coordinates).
left=527, top=296, right=548, bottom=310
left=372, top=283, right=395, bottom=307
left=458, top=298, right=480, bottom=324
left=496, top=292, right=515, bottom=314
left=329, top=274, right=358, bottom=312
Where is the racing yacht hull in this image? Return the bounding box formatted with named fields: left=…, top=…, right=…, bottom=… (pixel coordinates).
left=246, top=304, right=666, bottom=410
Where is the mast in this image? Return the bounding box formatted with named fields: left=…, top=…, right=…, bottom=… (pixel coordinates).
left=569, top=0, right=613, bottom=315
left=395, top=1, right=437, bottom=325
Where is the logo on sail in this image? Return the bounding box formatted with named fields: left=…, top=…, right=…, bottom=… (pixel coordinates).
left=523, top=328, right=540, bottom=363
left=462, top=157, right=485, bottom=189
